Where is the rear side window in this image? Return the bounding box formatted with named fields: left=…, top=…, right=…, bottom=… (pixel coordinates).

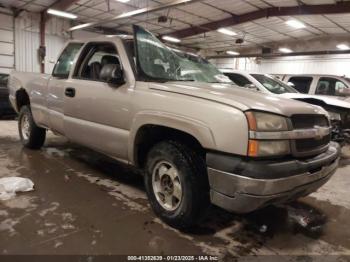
left=52, top=43, right=83, bottom=78
left=316, top=77, right=349, bottom=96
left=224, top=73, right=252, bottom=87
left=288, top=77, right=313, bottom=93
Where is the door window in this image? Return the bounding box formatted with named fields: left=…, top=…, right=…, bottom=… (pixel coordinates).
left=315, top=77, right=349, bottom=96
left=52, top=43, right=83, bottom=78
left=288, top=77, right=313, bottom=93
left=75, top=42, right=120, bottom=82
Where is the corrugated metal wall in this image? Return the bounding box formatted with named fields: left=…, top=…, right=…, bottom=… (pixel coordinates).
left=15, top=12, right=40, bottom=73
left=14, top=11, right=71, bottom=74
left=0, top=9, right=14, bottom=74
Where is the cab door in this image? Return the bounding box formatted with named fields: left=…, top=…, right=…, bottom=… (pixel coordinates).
left=63, top=41, right=133, bottom=160
left=48, top=42, right=83, bottom=135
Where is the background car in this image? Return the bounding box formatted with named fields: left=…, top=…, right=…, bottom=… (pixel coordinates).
left=281, top=74, right=350, bottom=99
left=0, top=73, right=16, bottom=118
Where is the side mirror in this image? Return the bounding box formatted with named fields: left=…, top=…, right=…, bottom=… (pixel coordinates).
left=100, top=64, right=125, bottom=86
left=244, top=83, right=259, bottom=91
left=336, top=87, right=350, bottom=96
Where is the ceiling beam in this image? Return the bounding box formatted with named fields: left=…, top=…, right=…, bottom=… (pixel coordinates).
left=167, top=2, right=350, bottom=39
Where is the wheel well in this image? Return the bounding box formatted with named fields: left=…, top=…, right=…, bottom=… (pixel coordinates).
left=134, top=125, right=205, bottom=168
left=16, top=89, right=30, bottom=110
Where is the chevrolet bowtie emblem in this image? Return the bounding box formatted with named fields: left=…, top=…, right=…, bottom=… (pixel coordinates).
left=314, top=125, right=324, bottom=140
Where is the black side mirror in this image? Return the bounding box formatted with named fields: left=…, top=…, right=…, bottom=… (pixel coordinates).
left=100, top=64, right=125, bottom=85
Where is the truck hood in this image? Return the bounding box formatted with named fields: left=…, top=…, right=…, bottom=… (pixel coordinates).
left=150, top=82, right=326, bottom=117
left=279, top=93, right=350, bottom=110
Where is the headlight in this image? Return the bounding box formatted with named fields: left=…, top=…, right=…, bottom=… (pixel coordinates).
left=327, top=111, right=341, bottom=121
left=245, top=111, right=288, bottom=131
left=248, top=140, right=290, bottom=157
left=246, top=111, right=290, bottom=157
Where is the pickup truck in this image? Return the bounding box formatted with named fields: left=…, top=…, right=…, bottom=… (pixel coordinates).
left=8, top=26, right=340, bottom=229
left=221, top=69, right=350, bottom=143
left=281, top=74, right=350, bottom=98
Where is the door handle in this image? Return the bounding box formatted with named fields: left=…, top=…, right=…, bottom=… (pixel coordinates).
left=65, top=87, right=75, bottom=97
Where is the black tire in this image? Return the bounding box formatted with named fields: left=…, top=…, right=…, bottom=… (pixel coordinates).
left=144, top=140, right=210, bottom=229
left=18, top=105, right=46, bottom=149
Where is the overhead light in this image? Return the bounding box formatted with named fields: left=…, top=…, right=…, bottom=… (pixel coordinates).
left=47, top=9, right=77, bottom=19
left=226, top=50, right=240, bottom=55
left=337, top=44, right=350, bottom=50
left=162, top=35, right=181, bottom=43
left=217, top=28, right=237, bottom=36
left=279, top=47, right=293, bottom=53
left=116, top=0, right=130, bottom=2
left=285, top=19, right=306, bottom=29
left=69, top=23, right=93, bottom=31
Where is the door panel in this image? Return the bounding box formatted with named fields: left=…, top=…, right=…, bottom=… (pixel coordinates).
left=64, top=80, right=131, bottom=159
left=63, top=40, right=132, bottom=160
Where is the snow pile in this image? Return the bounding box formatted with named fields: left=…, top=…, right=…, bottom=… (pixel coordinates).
left=0, top=177, right=34, bottom=200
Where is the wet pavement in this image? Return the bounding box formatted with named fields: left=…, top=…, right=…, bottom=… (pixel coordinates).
left=1, top=119, right=350, bottom=260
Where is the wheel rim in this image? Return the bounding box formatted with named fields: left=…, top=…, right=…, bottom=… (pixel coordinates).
left=152, top=161, right=183, bottom=211
left=21, top=114, right=30, bottom=140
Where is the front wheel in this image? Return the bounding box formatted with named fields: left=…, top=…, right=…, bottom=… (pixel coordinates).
left=144, top=140, right=210, bottom=229
left=18, top=105, right=46, bottom=149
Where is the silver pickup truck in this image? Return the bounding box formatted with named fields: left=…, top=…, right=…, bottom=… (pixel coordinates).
left=8, top=26, right=340, bottom=228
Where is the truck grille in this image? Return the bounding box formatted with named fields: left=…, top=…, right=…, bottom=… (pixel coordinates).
left=295, top=134, right=331, bottom=153
left=291, top=114, right=330, bottom=156
left=291, top=114, right=329, bottom=129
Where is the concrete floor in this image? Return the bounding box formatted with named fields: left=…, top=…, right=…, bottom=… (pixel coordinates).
left=1, top=119, right=350, bottom=260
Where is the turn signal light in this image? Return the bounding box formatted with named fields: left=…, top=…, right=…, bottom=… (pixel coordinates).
left=248, top=140, right=259, bottom=157
left=245, top=111, right=257, bottom=131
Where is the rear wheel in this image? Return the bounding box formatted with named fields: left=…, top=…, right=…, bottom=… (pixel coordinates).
left=144, top=140, right=209, bottom=229
left=18, top=105, right=46, bottom=149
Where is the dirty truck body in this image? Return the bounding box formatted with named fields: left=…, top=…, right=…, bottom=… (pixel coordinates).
left=8, top=26, right=340, bottom=228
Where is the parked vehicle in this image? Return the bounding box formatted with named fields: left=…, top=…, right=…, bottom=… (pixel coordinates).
left=0, top=73, right=16, bottom=117
left=221, top=69, right=350, bottom=144
left=281, top=74, right=350, bottom=98
left=8, top=26, right=340, bottom=228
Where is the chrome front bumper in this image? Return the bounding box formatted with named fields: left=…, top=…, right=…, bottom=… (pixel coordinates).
left=207, top=142, right=340, bottom=213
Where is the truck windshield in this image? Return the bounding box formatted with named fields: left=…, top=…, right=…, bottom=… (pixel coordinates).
left=251, top=74, right=298, bottom=94
left=134, top=26, right=231, bottom=84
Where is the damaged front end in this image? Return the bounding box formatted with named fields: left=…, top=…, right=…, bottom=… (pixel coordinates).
left=293, top=98, right=350, bottom=145
left=329, top=111, right=350, bottom=145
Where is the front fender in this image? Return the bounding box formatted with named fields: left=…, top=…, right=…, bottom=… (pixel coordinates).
left=128, top=110, right=216, bottom=164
